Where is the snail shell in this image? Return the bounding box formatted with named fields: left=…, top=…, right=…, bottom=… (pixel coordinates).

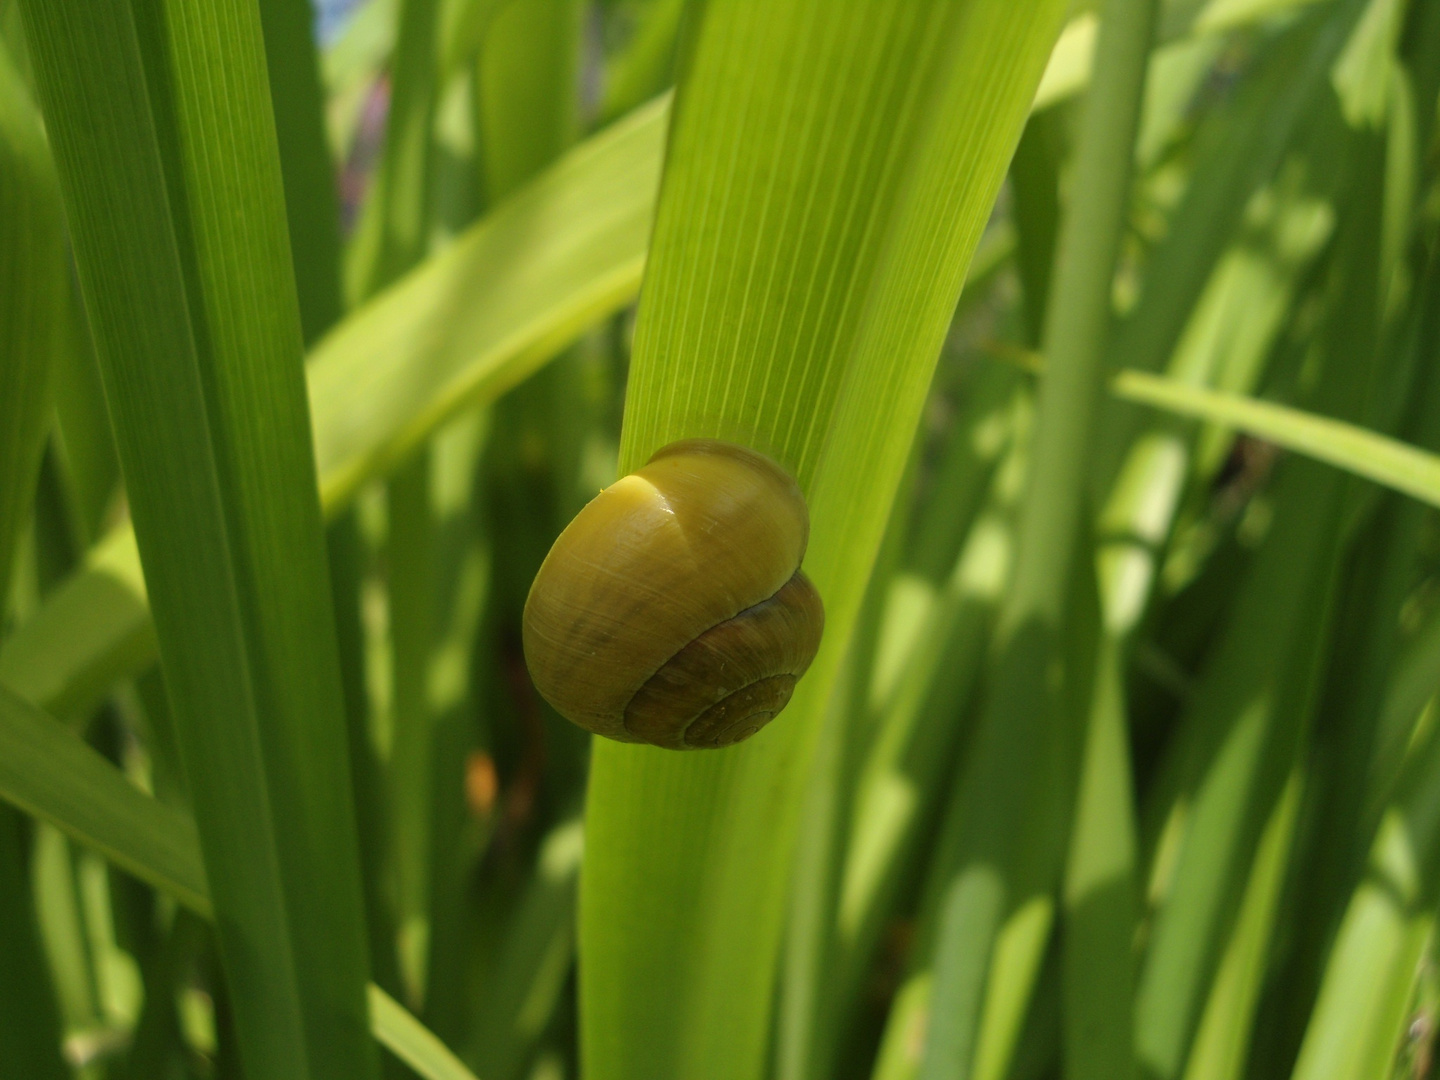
left=522, top=439, right=824, bottom=749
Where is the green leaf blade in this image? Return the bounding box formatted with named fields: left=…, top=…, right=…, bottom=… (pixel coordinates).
left=583, top=3, right=1069, bottom=1078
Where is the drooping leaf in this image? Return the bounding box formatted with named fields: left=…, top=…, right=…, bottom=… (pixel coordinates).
left=1112, top=370, right=1440, bottom=510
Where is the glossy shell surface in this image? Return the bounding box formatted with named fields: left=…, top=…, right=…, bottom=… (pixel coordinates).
left=522, top=439, right=824, bottom=749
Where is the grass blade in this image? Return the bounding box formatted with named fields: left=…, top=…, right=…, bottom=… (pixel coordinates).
left=469, top=818, right=584, bottom=1079
left=1113, top=370, right=1440, bottom=510
left=49, top=286, right=120, bottom=547
left=17, top=4, right=308, bottom=1063
left=1289, top=716, right=1440, bottom=1080
left=477, top=0, right=582, bottom=205
left=1063, top=634, right=1140, bottom=1080
left=256, top=0, right=344, bottom=342
left=1012, top=0, right=1157, bottom=633
left=0, top=35, right=62, bottom=606
left=598, top=0, right=684, bottom=123
left=369, top=985, right=483, bottom=1080
left=0, top=806, right=68, bottom=1080
left=346, top=0, right=441, bottom=300
left=923, top=868, right=1008, bottom=1078
left=1181, top=773, right=1302, bottom=1080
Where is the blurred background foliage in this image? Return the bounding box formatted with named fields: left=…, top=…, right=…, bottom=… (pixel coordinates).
left=1, top=0, right=1439, bottom=1078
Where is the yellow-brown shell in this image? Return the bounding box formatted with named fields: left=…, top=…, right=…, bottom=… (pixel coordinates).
left=521, top=439, right=824, bottom=749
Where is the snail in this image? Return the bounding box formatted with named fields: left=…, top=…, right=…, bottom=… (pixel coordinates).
left=522, top=439, right=824, bottom=750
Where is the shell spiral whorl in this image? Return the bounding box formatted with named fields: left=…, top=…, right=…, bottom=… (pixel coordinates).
left=521, top=439, right=824, bottom=750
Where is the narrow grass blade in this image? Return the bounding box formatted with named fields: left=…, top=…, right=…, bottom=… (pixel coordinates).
left=922, top=867, right=1008, bottom=1079
left=778, top=668, right=866, bottom=1080
left=381, top=418, right=486, bottom=1013
left=598, top=0, right=684, bottom=123
left=346, top=0, right=441, bottom=300
left=1113, top=370, right=1440, bottom=510
left=387, top=453, right=440, bottom=1002
left=411, top=0, right=588, bottom=1053
left=583, top=3, right=1069, bottom=1078
left=1289, top=714, right=1440, bottom=1080
left=469, top=818, right=584, bottom=1080
left=49, top=286, right=120, bottom=546
left=0, top=37, right=63, bottom=604
left=1064, top=634, right=1140, bottom=1080
left=256, top=0, right=344, bottom=342
left=872, top=974, right=934, bottom=1080
left=1367, top=603, right=1440, bottom=834
left=0, top=98, right=665, bottom=727
left=1181, top=772, right=1301, bottom=1080
left=1011, top=108, right=1064, bottom=345
left=476, top=0, right=582, bottom=204
left=416, top=415, right=491, bottom=1033
left=438, top=0, right=503, bottom=84
left=351, top=0, right=450, bottom=1005
left=1011, top=0, right=1157, bottom=632
left=369, top=984, right=483, bottom=1080
left=0, top=805, right=68, bottom=1079
left=327, top=509, right=407, bottom=1010
left=29, top=823, right=103, bottom=1043
left=119, top=907, right=203, bottom=1080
